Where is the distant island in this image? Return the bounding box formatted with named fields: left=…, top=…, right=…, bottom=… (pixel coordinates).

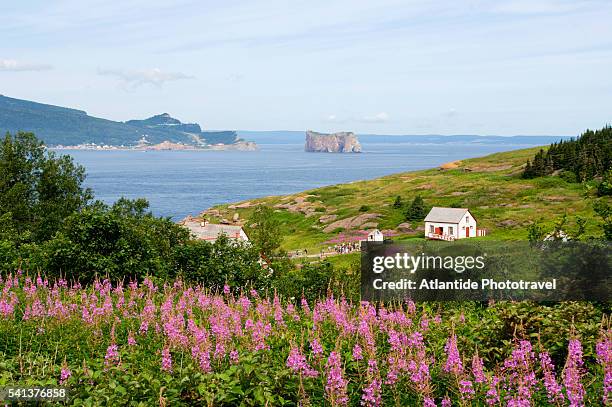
left=0, top=95, right=256, bottom=150
left=304, top=130, right=362, bottom=153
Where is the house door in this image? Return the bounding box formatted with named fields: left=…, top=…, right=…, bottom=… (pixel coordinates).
left=435, top=227, right=443, bottom=235
left=465, top=228, right=470, bottom=237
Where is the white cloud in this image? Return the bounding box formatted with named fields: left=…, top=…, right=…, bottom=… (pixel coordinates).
left=98, top=67, right=194, bottom=88
left=360, top=112, right=390, bottom=123
left=0, top=59, right=53, bottom=72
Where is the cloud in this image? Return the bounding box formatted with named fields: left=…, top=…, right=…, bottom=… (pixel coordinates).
left=360, top=112, right=390, bottom=123
left=98, top=67, right=194, bottom=88
left=0, top=59, right=53, bottom=72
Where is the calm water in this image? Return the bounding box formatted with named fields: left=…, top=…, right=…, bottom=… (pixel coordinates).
left=62, top=135, right=561, bottom=220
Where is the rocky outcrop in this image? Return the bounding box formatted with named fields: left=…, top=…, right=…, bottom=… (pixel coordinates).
left=305, top=130, right=361, bottom=153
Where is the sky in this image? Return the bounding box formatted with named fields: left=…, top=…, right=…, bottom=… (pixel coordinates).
left=0, top=0, right=611, bottom=135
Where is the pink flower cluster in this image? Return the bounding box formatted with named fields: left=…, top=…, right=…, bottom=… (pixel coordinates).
left=0, top=273, right=609, bottom=406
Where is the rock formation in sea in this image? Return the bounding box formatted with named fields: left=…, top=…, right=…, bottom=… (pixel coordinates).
left=304, top=130, right=362, bottom=153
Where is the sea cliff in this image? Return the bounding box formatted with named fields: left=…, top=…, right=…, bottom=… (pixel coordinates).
left=304, top=130, right=361, bottom=153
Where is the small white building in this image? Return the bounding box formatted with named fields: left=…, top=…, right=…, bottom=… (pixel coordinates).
left=181, top=219, right=249, bottom=242
left=424, top=207, right=485, bottom=241
left=367, top=229, right=384, bottom=242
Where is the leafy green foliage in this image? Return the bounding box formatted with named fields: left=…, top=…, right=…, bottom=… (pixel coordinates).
left=0, top=131, right=92, bottom=242
left=247, top=205, right=282, bottom=258
left=598, top=169, right=612, bottom=197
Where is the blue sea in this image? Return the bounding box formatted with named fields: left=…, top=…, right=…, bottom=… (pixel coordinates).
left=61, top=132, right=567, bottom=220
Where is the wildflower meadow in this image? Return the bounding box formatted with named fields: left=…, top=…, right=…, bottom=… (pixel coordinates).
left=0, top=271, right=609, bottom=406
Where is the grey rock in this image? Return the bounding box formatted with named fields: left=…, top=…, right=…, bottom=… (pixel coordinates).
left=305, top=130, right=361, bottom=153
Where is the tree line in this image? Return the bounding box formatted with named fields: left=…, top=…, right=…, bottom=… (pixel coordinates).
left=522, top=126, right=611, bottom=185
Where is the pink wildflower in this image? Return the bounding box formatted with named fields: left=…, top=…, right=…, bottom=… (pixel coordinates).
left=161, top=347, right=173, bottom=372
left=596, top=334, right=612, bottom=405
left=286, top=346, right=318, bottom=378
left=104, top=343, right=119, bottom=367
left=60, top=365, right=71, bottom=385
left=539, top=352, right=564, bottom=403
left=443, top=334, right=463, bottom=375
left=563, top=338, right=585, bottom=407
left=326, top=351, right=349, bottom=406
left=352, top=343, right=363, bottom=361
left=472, top=353, right=486, bottom=383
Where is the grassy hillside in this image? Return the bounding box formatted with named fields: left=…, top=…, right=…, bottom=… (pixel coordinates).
left=202, top=146, right=607, bottom=251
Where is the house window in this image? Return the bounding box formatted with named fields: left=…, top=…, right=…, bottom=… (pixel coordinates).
left=449, top=227, right=454, bottom=235
left=429, top=225, right=434, bottom=234
left=470, top=226, right=474, bottom=229
left=466, top=216, right=470, bottom=223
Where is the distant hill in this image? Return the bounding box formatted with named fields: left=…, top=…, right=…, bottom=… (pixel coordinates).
left=0, top=95, right=240, bottom=146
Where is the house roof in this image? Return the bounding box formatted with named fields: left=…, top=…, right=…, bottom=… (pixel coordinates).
left=182, top=220, right=246, bottom=240
left=424, top=207, right=471, bottom=224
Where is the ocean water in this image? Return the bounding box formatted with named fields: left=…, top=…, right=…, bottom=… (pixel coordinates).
left=62, top=134, right=563, bottom=220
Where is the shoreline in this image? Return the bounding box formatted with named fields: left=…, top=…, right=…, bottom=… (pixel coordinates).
left=49, top=141, right=258, bottom=152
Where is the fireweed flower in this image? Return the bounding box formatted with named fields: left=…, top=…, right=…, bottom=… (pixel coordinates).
left=104, top=343, right=119, bottom=367
left=539, top=351, right=564, bottom=403
left=325, top=351, right=349, bottom=406
left=485, top=375, right=500, bottom=405
left=596, top=334, right=612, bottom=405
left=459, top=379, right=475, bottom=400
left=127, top=331, right=137, bottom=346
left=361, top=378, right=381, bottom=407
left=161, top=347, right=173, bottom=372
left=352, top=343, right=363, bottom=361
left=472, top=353, right=486, bottom=384
left=443, top=334, right=463, bottom=375
left=286, top=346, right=318, bottom=378
left=564, top=338, right=585, bottom=407
left=423, top=397, right=436, bottom=407
left=60, top=365, right=71, bottom=385
left=310, top=337, right=324, bottom=357
left=229, top=349, right=239, bottom=364
left=441, top=396, right=451, bottom=407
left=502, top=340, right=537, bottom=406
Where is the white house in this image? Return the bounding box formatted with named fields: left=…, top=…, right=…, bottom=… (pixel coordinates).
left=181, top=219, right=249, bottom=242
left=367, top=229, right=384, bottom=242
left=424, top=207, right=485, bottom=241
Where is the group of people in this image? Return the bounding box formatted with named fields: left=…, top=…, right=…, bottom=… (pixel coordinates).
left=289, top=241, right=362, bottom=259
left=328, top=241, right=361, bottom=255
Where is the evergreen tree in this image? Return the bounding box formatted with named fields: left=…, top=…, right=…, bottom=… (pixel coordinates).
left=392, top=195, right=403, bottom=209
left=405, top=196, right=426, bottom=221
left=522, top=126, right=611, bottom=181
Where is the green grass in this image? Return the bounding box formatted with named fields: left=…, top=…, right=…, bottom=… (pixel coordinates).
left=207, top=147, right=609, bottom=251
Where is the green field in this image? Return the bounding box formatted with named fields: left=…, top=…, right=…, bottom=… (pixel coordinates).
left=205, top=146, right=607, bottom=252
